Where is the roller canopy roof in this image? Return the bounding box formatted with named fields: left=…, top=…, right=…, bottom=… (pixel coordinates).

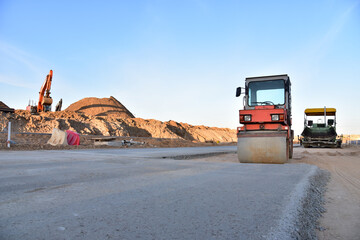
left=245, top=74, right=290, bottom=83
left=304, top=108, right=336, bottom=116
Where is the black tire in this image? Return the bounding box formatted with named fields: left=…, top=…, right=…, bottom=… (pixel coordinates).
left=289, top=131, right=294, bottom=159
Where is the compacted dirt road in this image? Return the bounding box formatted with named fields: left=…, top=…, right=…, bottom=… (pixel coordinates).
left=289, top=146, right=360, bottom=240
left=0, top=146, right=325, bottom=239
left=197, top=146, right=360, bottom=240
left=1, top=142, right=358, bottom=239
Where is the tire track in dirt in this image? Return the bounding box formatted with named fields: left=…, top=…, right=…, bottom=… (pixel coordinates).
left=290, top=146, right=360, bottom=240
left=333, top=163, right=360, bottom=199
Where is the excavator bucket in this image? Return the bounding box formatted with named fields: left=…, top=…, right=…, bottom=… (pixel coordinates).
left=42, top=97, right=53, bottom=105
left=237, top=131, right=288, bottom=164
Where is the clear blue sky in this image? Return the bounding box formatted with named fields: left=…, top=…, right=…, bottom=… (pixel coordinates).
left=1, top=0, right=359, bottom=135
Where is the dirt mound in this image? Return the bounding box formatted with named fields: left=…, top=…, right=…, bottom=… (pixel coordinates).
left=65, top=96, right=134, bottom=118
left=0, top=110, right=236, bottom=143
left=0, top=96, right=236, bottom=143
left=0, top=101, right=14, bottom=113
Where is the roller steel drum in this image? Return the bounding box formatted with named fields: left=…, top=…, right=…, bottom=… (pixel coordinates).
left=237, top=131, right=288, bottom=164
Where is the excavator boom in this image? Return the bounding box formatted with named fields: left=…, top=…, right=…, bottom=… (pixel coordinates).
left=37, top=70, right=53, bottom=112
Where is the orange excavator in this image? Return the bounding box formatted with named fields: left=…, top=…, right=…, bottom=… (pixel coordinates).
left=27, top=70, right=54, bottom=113
left=38, top=69, right=53, bottom=112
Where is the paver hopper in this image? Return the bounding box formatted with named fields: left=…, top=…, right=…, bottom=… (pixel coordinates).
left=235, top=75, right=293, bottom=163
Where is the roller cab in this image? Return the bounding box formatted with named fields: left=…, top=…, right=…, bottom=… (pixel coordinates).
left=236, top=75, right=293, bottom=163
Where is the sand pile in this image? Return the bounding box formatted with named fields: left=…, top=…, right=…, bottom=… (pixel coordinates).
left=66, top=96, right=134, bottom=118
left=0, top=101, right=14, bottom=113
left=0, top=97, right=236, bottom=143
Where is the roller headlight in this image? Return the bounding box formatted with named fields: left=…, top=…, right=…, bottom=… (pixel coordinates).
left=244, top=115, right=252, bottom=121
left=271, top=114, right=279, bottom=121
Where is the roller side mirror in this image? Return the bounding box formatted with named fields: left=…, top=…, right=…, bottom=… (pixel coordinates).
left=236, top=87, right=242, bottom=97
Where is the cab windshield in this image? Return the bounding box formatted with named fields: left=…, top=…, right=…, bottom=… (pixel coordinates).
left=248, top=80, right=285, bottom=106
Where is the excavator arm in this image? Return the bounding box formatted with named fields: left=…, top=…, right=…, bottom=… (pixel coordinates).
left=37, top=70, right=53, bottom=112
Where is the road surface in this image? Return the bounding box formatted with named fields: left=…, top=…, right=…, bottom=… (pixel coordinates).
left=0, top=146, right=327, bottom=239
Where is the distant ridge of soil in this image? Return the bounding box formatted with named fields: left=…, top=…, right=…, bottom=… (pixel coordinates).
left=65, top=96, right=135, bottom=118
left=0, top=96, right=236, bottom=143
left=0, top=101, right=14, bottom=113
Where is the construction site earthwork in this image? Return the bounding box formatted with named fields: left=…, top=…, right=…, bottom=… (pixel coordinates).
left=1, top=71, right=359, bottom=240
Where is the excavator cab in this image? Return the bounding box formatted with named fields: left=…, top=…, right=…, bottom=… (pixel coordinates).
left=236, top=75, right=293, bottom=163
left=43, top=103, right=52, bottom=112
left=41, top=97, right=53, bottom=112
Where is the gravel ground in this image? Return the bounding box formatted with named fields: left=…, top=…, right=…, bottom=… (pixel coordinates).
left=0, top=147, right=327, bottom=240
left=193, top=153, right=330, bottom=240
left=290, top=146, right=360, bottom=240
left=196, top=146, right=360, bottom=239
